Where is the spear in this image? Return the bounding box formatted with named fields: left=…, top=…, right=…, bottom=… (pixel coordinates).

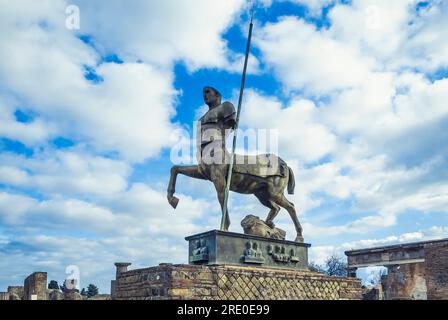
left=220, top=5, right=255, bottom=231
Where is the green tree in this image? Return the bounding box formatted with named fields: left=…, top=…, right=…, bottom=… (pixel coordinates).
left=59, top=279, right=79, bottom=293
left=80, top=288, right=87, bottom=296
left=325, top=254, right=348, bottom=277
left=86, top=284, right=99, bottom=298
left=48, top=280, right=59, bottom=290
left=308, top=261, right=326, bottom=274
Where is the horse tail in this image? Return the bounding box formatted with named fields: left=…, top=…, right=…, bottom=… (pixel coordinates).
left=287, top=166, right=295, bottom=195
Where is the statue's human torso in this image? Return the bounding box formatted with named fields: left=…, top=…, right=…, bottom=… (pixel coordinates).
left=197, top=102, right=236, bottom=169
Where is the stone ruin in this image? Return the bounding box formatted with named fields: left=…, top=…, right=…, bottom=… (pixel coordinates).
left=345, top=238, right=448, bottom=300
left=111, top=262, right=362, bottom=300
left=0, top=271, right=110, bottom=300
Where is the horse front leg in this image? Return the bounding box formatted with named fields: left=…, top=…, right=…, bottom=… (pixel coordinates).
left=167, top=165, right=205, bottom=209
left=211, top=171, right=230, bottom=230
left=167, top=165, right=180, bottom=209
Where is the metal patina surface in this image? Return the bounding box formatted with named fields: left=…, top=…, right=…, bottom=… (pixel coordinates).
left=186, top=230, right=311, bottom=270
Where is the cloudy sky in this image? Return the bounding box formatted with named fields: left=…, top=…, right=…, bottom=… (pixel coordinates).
left=1, top=0, right=447, bottom=293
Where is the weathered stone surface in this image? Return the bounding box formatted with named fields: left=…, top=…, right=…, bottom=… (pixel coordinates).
left=24, top=272, right=47, bottom=300
left=362, top=283, right=384, bottom=300
left=88, top=294, right=111, bottom=300
left=425, top=243, right=448, bottom=300
left=113, top=263, right=362, bottom=300
left=383, top=263, right=427, bottom=300
left=0, top=292, right=10, bottom=300
left=241, top=215, right=286, bottom=240
left=346, top=238, right=448, bottom=300
left=8, top=286, right=24, bottom=300
left=64, top=290, right=83, bottom=300
left=48, top=289, right=64, bottom=300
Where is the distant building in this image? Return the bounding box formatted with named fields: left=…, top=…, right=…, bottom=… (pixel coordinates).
left=346, top=238, right=448, bottom=300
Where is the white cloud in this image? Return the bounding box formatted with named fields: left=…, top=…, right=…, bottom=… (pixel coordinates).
left=0, top=96, right=57, bottom=146
left=309, top=245, right=336, bottom=265
left=73, top=0, right=246, bottom=71
left=0, top=175, right=215, bottom=292
left=0, top=149, right=130, bottom=196
left=255, top=17, right=374, bottom=95
left=242, top=0, right=448, bottom=236
left=237, top=87, right=448, bottom=231
left=291, top=0, right=333, bottom=16
left=0, top=178, right=215, bottom=292
left=328, top=0, right=416, bottom=62
left=240, top=90, right=338, bottom=163
left=0, top=1, right=183, bottom=162
left=0, top=0, right=253, bottom=293
left=0, top=181, right=212, bottom=238
left=0, top=0, right=257, bottom=162
left=0, top=232, right=189, bottom=293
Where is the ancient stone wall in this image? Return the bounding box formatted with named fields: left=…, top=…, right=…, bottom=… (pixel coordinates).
left=383, top=263, right=426, bottom=300
left=346, top=238, right=448, bottom=300
left=63, top=290, right=84, bottom=300
left=24, top=272, right=47, bottom=300
left=48, top=289, right=64, bottom=300
left=0, top=286, right=25, bottom=300
left=7, top=286, right=24, bottom=300
left=425, top=244, right=448, bottom=300
left=114, top=264, right=362, bottom=300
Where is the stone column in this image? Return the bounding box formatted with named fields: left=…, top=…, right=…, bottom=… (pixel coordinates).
left=114, top=262, right=131, bottom=279
left=113, top=262, right=131, bottom=300
left=347, top=267, right=357, bottom=278
left=110, top=280, right=117, bottom=300
left=24, top=272, right=48, bottom=300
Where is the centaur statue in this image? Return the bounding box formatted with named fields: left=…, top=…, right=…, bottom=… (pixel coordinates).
left=167, top=87, right=304, bottom=243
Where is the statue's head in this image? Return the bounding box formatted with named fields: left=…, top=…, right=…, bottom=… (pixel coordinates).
left=203, top=86, right=222, bottom=107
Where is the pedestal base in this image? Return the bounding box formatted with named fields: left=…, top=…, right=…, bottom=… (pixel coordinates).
left=113, top=264, right=362, bottom=300
left=185, top=230, right=311, bottom=271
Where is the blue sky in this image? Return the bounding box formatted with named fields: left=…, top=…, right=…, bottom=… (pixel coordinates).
left=1, top=0, right=448, bottom=293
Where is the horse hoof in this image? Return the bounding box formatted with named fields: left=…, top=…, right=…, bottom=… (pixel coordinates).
left=295, top=235, right=304, bottom=243
left=265, top=220, right=275, bottom=228
left=167, top=195, right=179, bottom=209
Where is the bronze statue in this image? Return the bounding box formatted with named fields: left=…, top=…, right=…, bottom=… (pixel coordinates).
left=167, top=87, right=304, bottom=242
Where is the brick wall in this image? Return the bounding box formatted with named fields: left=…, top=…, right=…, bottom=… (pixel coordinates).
left=115, top=264, right=362, bottom=300
left=425, top=245, right=448, bottom=300
left=383, top=263, right=426, bottom=300
left=24, top=272, right=47, bottom=300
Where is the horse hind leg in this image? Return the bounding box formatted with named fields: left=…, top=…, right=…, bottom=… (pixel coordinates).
left=254, top=192, right=280, bottom=229
left=274, top=194, right=304, bottom=243
left=266, top=203, right=280, bottom=228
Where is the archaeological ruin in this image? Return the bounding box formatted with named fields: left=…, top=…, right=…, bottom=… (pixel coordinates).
left=345, top=238, right=448, bottom=300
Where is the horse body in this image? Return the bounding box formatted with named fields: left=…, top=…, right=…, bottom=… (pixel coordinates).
left=167, top=151, right=304, bottom=242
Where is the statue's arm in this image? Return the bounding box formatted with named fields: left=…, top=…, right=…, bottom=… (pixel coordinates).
left=221, top=102, right=236, bottom=129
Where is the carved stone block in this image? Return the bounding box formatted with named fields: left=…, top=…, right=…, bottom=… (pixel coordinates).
left=186, top=230, right=310, bottom=270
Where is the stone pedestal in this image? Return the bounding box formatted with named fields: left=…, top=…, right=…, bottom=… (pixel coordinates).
left=112, top=230, right=361, bottom=300
left=113, top=263, right=362, bottom=300
left=185, top=230, right=310, bottom=270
